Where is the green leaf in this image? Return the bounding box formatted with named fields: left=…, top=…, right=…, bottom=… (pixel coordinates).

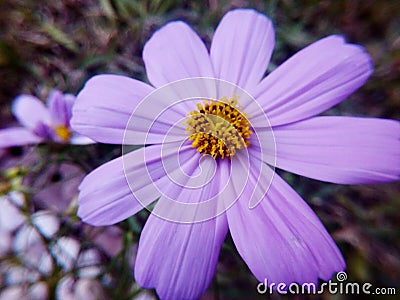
left=42, top=22, right=79, bottom=52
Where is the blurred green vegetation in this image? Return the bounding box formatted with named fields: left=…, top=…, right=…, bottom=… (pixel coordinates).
left=0, top=0, right=399, bottom=299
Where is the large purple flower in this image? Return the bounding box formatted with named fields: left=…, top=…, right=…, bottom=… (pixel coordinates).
left=71, top=9, right=400, bottom=300
left=0, top=90, right=93, bottom=148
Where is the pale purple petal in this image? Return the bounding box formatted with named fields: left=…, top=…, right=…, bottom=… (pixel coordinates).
left=71, top=75, right=154, bottom=144
left=31, top=211, right=60, bottom=239
left=0, top=283, right=48, bottom=299
left=69, top=134, right=95, bottom=145
left=63, top=94, right=75, bottom=121
left=32, top=122, right=51, bottom=139
left=0, top=228, right=11, bottom=256
left=227, top=166, right=345, bottom=285
left=135, top=215, right=227, bottom=299
left=0, top=195, right=26, bottom=232
left=78, top=147, right=158, bottom=226
left=210, top=8, right=275, bottom=91
left=56, top=276, right=105, bottom=299
left=12, top=95, right=51, bottom=130
left=50, top=237, right=80, bottom=271
left=135, top=161, right=230, bottom=299
left=75, top=278, right=105, bottom=299
left=123, top=94, right=191, bottom=145
left=78, top=143, right=194, bottom=226
left=13, top=224, right=54, bottom=275
left=91, top=226, right=122, bottom=257
left=148, top=141, right=221, bottom=208
left=0, top=127, right=42, bottom=147
left=272, top=116, right=400, bottom=184
left=32, top=164, right=83, bottom=213
left=55, top=276, right=75, bottom=299
left=47, top=89, right=73, bottom=126
left=251, top=36, right=373, bottom=126
left=143, top=21, right=214, bottom=88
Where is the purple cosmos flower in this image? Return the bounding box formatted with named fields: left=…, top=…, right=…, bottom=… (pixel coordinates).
left=0, top=90, right=93, bottom=148
left=71, top=9, right=400, bottom=300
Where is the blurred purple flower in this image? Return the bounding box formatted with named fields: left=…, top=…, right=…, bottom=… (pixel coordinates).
left=0, top=90, right=93, bottom=148
left=0, top=195, right=105, bottom=298
left=56, top=276, right=106, bottom=300
left=0, top=193, right=25, bottom=256
left=89, top=226, right=123, bottom=258
left=0, top=282, right=48, bottom=299
left=71, top=8, right=400, bottom=300
left=33, top=163, right=87, bottom=213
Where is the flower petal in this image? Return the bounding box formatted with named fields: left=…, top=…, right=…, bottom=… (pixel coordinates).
left=50, top=237, right=80, bottom=271
left=71, top=75, right=154, bottom=144
left=12, top=95, right=51, bottom=130
left=78, top=143, right=195, bottom=226
left=251, top=35, right=373, bottom=126
left=14, top=224, right=54, bottom=275
left=272, top=116, right=400, bottom=184
left=210, top=8, right=275, bottom=91
left=143, top=21, right=214, bottom=88
left=0, top=127, right=42, bottom=147
left=69, top=134, right=95, bottom=145
left=0, top=195, right=26, bottom=232
left=227, top=166, right=344, bottom=285
left=31, top=210, right=60, bottom=239
left=47, top=90, right=74, bottom=127
left=135, top=161, right=230, bottom=299
left=78, top=146, right=161, bottom=226
left=135, top=215, right=227, bottom=299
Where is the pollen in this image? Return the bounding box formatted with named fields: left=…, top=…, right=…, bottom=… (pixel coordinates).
left=55, top=125, right=71, bottom=142
left=185, top=96, right=252, bottom=159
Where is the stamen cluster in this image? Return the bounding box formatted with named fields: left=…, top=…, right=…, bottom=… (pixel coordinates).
left=55, top=125, right=71, bottom=142
left=185, top=96, right=252, bottom=159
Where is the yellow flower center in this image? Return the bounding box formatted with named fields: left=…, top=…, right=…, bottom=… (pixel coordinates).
left=55, top=125, right=71, bottom=142
left=185, top=96, right=252, bottom=159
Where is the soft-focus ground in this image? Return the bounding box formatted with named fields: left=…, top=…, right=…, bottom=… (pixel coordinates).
left=0, top=0, right=399, bottom=299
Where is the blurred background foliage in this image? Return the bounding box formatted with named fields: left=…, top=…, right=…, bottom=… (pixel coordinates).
left=0, top=0, right=399, bottom=299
